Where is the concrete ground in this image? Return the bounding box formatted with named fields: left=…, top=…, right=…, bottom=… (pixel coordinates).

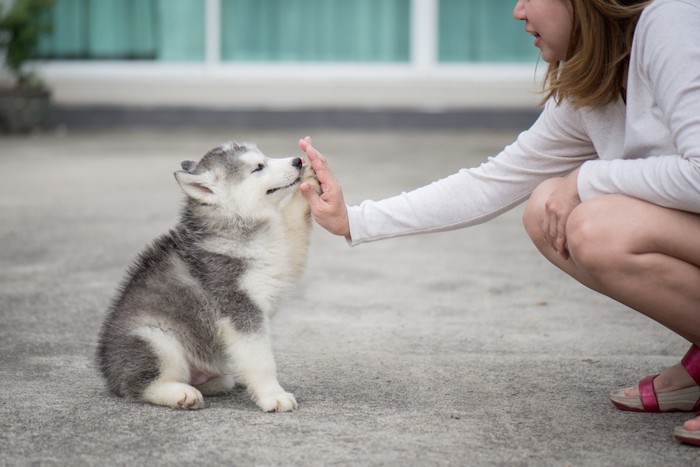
left=1, top=127, right=698, bottom=466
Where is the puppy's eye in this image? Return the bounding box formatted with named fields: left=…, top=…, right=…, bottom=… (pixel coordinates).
left=251, top=163, right=265, bottom=173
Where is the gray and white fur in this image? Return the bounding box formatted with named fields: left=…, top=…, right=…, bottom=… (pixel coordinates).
left=96, top=142, right=320, bottom=411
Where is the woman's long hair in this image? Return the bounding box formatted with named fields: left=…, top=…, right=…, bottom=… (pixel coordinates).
left=544, top=0, right=652, bottom=107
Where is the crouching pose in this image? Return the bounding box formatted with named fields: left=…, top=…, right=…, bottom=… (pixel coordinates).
left=298, top=0, right=700, bottom=445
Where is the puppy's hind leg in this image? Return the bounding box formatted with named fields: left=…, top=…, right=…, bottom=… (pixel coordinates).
left=143, top=381, right=204, bottom=409
left=131, top=327, right=204, bottom=410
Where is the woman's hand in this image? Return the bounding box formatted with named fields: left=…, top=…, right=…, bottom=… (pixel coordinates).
left=543, top=168, right=582, bottom=260
left=299, top=137, right=351, bottom=239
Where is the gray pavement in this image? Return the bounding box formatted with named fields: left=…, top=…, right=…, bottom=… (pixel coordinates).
left=1, top=127, right=698, bottom=466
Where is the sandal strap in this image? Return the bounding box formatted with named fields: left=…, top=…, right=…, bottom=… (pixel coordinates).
left=681, top=344, right=700, bottom=386
left=639, top=374, right=661, bottom=412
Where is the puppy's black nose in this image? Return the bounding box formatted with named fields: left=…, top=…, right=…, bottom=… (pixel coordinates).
left=292, top=157, right=303, bottom=169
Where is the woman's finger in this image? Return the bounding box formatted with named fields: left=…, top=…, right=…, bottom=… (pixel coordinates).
left=555, top=216, right=569, bottom=259
left=296, top=138, right=350, bottom=238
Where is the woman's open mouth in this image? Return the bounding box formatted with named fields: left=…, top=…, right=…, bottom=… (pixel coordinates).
left=528, top=31, right=542, bottom=47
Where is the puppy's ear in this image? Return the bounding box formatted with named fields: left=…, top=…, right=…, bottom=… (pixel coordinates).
left=174, top=169, right=219, bottom=205
left=180, top=160, right=197, bottom=172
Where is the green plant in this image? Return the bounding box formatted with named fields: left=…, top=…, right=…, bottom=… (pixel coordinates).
left=0, top=0, right=54, bottom=88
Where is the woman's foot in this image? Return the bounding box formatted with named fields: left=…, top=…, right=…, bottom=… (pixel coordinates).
left=610, top=359, right=700, bottom=412
left=611, top=345, right=700, bottom=444
left=675, top=413, right=700, bottom=445
left=683, top=413, right=700, bottom=431
left=623, top=362, right=697, bottom=397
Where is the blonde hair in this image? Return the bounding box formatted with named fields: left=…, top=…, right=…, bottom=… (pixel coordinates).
left=544, top=0, right=652, bottom=108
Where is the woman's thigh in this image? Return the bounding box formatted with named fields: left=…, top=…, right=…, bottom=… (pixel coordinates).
left=565, top=195, right=700, bottom=271
left=523, top=183, right=700, bottom=294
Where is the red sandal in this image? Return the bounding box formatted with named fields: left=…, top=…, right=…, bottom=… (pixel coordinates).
left=610, top=344, right=700, bottom=412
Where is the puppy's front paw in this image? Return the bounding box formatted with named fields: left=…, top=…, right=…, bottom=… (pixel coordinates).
left=256, top=391, right=298, bottom=412
left=302, top=166, right=322, bottom=195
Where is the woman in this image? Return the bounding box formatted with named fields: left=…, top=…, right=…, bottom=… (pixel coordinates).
left=299, top=0, right=700, bottom=445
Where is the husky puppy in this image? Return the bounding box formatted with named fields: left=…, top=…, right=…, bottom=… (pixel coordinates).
left=97, top=142, right=319, bottom=411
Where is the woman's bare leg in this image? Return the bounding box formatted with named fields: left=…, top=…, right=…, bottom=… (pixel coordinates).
left=523, top=180, right=700, bottom=430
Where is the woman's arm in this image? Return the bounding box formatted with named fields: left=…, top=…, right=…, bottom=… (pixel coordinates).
left=319, top=99, right=598, bottom=246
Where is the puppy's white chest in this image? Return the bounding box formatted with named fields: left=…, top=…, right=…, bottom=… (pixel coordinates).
left=239, top=229, right=300, bottom=314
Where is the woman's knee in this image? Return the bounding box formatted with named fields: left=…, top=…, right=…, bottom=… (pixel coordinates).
left=524, top=184, right=625, bottom=269
left=566, top=198, right=623, bottom=273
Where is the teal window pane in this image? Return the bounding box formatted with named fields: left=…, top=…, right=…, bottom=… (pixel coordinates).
left=37, top=0, right=157, bottom=59
left=37, top=0, right=89, bottom=58
left=156, top=0, right=205, bottom=61
left=221, top=0, right=410, bottom=62
left=439, top=0, right=538, bottom=63
left=36, top=0, right=204, bottom=61
left=87, top=0, right=155, bottom=58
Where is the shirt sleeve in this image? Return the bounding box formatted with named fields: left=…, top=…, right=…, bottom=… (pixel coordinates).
left=577, top=0, right=700, bottom=213
left=347, top=98, right=598, bottom=246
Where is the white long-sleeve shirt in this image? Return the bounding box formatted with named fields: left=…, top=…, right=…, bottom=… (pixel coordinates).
left=347, top=0, right=700, bottom=246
